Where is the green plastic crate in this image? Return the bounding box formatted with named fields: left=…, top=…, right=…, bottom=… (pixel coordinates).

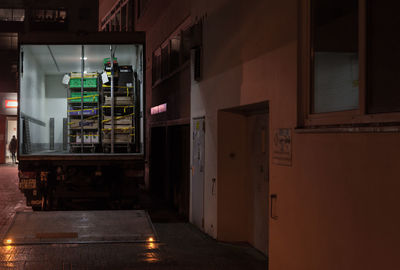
left=103, top=57, right=118, bottom=65
left=69, top=92, right=99, bottom=103
left=69, top=78, right=97, bottom=88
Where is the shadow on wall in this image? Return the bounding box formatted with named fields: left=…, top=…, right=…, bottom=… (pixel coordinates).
left=203, top=0, right=297, bottom=80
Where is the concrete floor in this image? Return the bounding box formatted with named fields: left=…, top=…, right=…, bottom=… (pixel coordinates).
left=0, top=165, right=267, bottom=269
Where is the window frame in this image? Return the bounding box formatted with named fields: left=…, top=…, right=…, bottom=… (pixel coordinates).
left=299, top=0, right=400, bottom=127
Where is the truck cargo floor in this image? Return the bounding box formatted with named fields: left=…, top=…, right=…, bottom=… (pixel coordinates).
left=3, top=210, right=157, bottom=245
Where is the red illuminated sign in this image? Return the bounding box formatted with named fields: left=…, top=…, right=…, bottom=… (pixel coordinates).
left=5, top=100, right=18, bottom=108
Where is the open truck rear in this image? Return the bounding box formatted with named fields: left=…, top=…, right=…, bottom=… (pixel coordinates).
left=17, top=32, right=146, bottom=210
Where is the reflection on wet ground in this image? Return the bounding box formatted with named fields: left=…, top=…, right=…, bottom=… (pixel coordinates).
left=0, top=165, right=267, bottom=269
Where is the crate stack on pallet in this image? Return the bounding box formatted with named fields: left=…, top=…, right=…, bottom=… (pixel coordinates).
left=67, top=72, right=100, bottom=153
left=101, top=58, right=135, bottom=153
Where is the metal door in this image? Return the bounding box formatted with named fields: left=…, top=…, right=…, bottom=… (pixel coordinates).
left=192, top=117, right=205, bottom=229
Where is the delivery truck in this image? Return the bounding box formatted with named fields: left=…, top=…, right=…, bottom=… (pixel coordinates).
left=17, top=32, right=146, bottom=210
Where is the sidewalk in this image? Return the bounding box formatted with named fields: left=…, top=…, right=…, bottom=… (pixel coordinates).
left=0, top=166, right=267, bottom=270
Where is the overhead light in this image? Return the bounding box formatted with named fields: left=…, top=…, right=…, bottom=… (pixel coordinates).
left=84, top=71, right=87, bottom=74
left=80, top=57, right=88, bottom=60
left=5, top=100, right=18, bottom=108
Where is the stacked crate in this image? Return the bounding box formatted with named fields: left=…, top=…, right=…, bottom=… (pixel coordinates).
left=101, top=63, right=135, bottom=152
left=67, top=72, right=100, bottom=152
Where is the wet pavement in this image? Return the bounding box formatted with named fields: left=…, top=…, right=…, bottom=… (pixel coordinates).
left=0, top=165, right=267, bottom=269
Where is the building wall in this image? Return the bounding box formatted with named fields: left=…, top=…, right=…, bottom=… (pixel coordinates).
left=0, top=50, right=18, bottom=93
left=190, top=0, right=297, bottom=238
left=124, top=0, right=400, bottom=269
left=190, top=1, right=400, bottom=270
left=135, top=0, right=191, bottom=187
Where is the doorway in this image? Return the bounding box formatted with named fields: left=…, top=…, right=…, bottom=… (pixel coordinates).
left=149, top=124, right=190, bottom=221
left=217, top=102, right=269, bottom=256
left=5, top=117, right=17, bottom=163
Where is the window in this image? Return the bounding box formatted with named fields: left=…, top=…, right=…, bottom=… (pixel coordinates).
left=367, top=1, right=400, bottom=114
left=32, top=9, right=67, bottom=23
left=161, top=44, right=170, bottom=78
left=0, top=9, right=12, bottom=21
left=151, top=20, right=202, bottom=86
left=152, top=50, right=161, bottom=84
left=311, top=0, right=359, bottom=113
left=300, top=0, right=400, bottom=126
left=0, top=9, right=25, bottom=22
left=0, top=33, right=18, bottom=50
left=170, top=37, right=181, bottom=71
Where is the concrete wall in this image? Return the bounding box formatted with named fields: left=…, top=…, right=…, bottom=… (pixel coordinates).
left=20, top=46, right=47, bottom=149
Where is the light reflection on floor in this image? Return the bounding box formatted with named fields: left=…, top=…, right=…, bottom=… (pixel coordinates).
left=139, top=242, right=161, bottom=263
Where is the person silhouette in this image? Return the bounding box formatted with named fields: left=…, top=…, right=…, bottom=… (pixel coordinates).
left=9, top=135, right=17, bottom=164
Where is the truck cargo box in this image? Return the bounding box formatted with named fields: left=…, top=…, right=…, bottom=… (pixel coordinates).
left=18, top=32, right=144, bottom=157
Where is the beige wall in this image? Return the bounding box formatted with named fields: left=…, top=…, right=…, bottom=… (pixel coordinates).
left=271, top=132, right=400, bottom=270
left=138, top=0, right=400, bottom=268
left=191, top=0, right=297, bottom=239
left=193, top=0, right=400, bottom=269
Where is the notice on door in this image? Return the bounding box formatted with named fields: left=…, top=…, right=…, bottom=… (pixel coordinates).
left=272, top=128, right=292, bottom=166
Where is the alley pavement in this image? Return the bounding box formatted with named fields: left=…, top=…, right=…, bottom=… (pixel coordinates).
left=0, top=164, right=267, bottom=269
